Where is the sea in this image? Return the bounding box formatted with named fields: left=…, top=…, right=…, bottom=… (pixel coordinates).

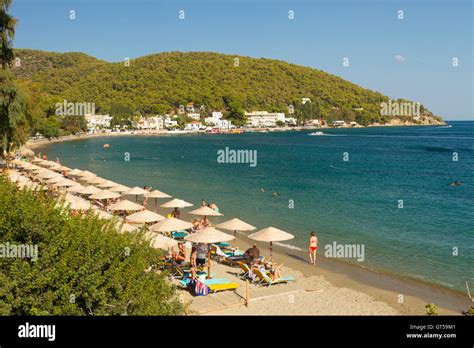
left=38, top=121, right=474, bottom=292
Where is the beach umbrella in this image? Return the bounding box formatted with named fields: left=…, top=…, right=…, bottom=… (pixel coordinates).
left=42, top=161, right=58, bottom=168
left=53, top=179, right=77, bottom=188
left=88, top=176, right=107, bottom=185
left=36, top=171, right=61, bottom=180
left=20, top=149, right=34, bottom=157
left=184, top=227, right=235, bottom=278
left=68, top=168, right=83, bottom=176
left=78, top=185, right=102, bottom=195
left=97, top=180, right=118, bottom=189
left=148, top=233, right=179, bottom=251
left=89, top=189, right=121, bottom=200
left=109, top=199, right=144, bottom=212
left=216, top=218, right=257, bottom=246
left=148, top=217, right=193, bottom=233
left=52, top=165, right=71, bottom=172
left=160, top=198, right=193, bottom=208
left=81, top=175, right=101, bottom=184
left=69, top=199, right=92, bottom=211
left=66, top=184, right=84, bottom=193
left=32, top=167, right=48, bottom=173
left=109, top=184, right=131, bottom=193
left=248, top=227, right=295, bottom=261
left=77, top=170, right=96, bottom=177
left=188, top=206, right=223, bottom=217
left=31, top=158, right=43, bottom=164
left=145, top=189, right=171, bottom=210
left=46, top=176, right=66, bottom=184
left=92, top=208, right=114, bottom=220
left=119, top=223, right=142, bottom=233
left=126, top=210, right=165, bottom=224
left=124, top=186, right=149, bottom=202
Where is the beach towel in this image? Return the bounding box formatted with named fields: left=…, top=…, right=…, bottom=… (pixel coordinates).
left=193, top=279, right=210, bottom=296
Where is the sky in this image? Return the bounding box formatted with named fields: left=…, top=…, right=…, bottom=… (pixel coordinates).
left=10, top=0, right=473, bottom=120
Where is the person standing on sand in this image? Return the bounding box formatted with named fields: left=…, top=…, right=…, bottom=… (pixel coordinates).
left=308, top=231, right=318, bottom=265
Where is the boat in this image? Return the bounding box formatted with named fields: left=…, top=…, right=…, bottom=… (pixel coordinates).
left=309, top=131, right=325, bottom=136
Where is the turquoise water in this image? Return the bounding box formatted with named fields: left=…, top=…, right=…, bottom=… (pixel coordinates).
left=38, top=122, right=474, bottom=292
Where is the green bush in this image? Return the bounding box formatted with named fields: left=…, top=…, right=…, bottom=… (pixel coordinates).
left=0, top=176, right=183, bottom=315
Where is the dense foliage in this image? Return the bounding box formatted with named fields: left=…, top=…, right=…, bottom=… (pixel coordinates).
left=13, top=49, right=433, bottom=128
left=0, top=176, right=183, bottom=315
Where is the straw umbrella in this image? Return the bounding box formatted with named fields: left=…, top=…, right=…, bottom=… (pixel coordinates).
left=124, top=186, right=149, bottom=202
left=145, top=189, right=171, bottom=211
left=248, top=227, right=295, bottom=261
left=36, top=171, right=61, bottom=180
left=78, top=185, right=102, bottom=195
left=147, top=233, right=179, bottom=253
left=216, top=218, right=256, bottom=247
left=46, top=176, right=66, bottom=184
left=188, top=206, right=222, bottom=217
left=119, top=223, right=142, bottom=233
left=160, top=198, right=193, bottom=208
left=66, top=184, right=84, bottom=193
left=126, top=210, right=165, bottom=224
left=89, top=176, right=107, bottom=186
left=184, top=227, right=235, bottom=278
left=97, top=180, right=118, bottom=189
left=53, top=179, right=77, bottom=188
left=89, top=189, right=121, bottom=200
left=77, top=170, right=96, bottom=178
left=68, top=169, right=83, bottom=176
left=69, top=199, right=91, bottom=211
left=148, top=217, right=193, bottom=235
left=109, top=184, right=131, bottom=194
left=109, top=199, right=144, bottom=212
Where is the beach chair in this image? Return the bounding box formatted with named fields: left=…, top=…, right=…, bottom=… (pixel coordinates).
left=236, top=261, right=251, bottom=279
left=207, top=282, right=240, bottom=293
left=170, top=261, right=192, bottom=278
left=172, top=230, right=189, bottom=240
left=253, top=268, right=293, bottom=286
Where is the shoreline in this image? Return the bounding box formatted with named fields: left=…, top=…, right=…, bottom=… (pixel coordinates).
left=26, top=122, right=449, bottom=151
left=229, top=232, right=471, bottom=315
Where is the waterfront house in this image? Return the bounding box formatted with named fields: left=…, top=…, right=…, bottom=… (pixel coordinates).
left=85, top=114, right=113, bottom=132
left=245, top=111, right=286, bottom=128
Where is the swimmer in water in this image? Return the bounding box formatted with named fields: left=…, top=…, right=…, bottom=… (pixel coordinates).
left=449, top=181, right=462, bottom=187
left=260, top=188, right=265, bottom=193
left=272, top=191, right=279, bottom=197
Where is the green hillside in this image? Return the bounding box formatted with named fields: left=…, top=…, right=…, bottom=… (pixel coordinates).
left=12, top=49, right=435, bottom=126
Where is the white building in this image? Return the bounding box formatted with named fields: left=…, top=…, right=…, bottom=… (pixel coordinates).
left=284, top=117, right=297, bottom=126
left=245, top=111, right=286, bottom=128
left=184, top=121, right=203, bottom=131
left=331, top=120, right=347, bottom=127
left=301, top=98, right=312, bottom=104
left=204, top=111, right=232, bottom=129
left=85, top=114, right=113, bottom=132
left=164, top=116, right=178, bottom=128
left=132, top=116, right=163, bottom=130
left=187, top=113, right=201, bottom=120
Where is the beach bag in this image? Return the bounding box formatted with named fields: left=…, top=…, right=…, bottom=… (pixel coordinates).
left=194, top=279, right=210, bottom=296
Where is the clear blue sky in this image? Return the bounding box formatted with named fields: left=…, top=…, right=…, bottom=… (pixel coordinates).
left=11, top=0, right=473, bottom=120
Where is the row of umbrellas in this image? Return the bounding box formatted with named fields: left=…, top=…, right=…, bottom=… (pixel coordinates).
left=12, top=158, right=296, bottom=278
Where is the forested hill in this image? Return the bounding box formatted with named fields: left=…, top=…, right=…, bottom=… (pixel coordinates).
left=12, top=48, right=434, bottom=121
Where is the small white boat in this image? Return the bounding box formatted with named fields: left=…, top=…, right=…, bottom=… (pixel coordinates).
left=309, top=131, right=324, bottom=136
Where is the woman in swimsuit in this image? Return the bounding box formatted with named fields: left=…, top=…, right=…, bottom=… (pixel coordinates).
left=308, top=231, right=318, bottom=265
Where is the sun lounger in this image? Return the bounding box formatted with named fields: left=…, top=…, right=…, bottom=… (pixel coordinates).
left=253, top=268, right=293, bottom=286
left=237, top=261, right=251, bottom=279
left=207, top=282, right=240, bottom=293
left=179, top=278, right=230, bottom=288
left=172, top=230, right=189, bottom=239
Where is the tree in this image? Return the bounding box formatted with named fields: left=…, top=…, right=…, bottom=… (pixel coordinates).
left=295, top=101, right=320, bottom=125
left=0, top=0, right=16, bottom=69
left=0, top=70, right=28, bottom=157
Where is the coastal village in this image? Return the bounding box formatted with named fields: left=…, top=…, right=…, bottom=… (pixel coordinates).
left=58, top=97, right=442, bottom=138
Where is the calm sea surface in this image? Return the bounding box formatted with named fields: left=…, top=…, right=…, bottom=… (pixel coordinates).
left=39, top=122, right=474, bottom=292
